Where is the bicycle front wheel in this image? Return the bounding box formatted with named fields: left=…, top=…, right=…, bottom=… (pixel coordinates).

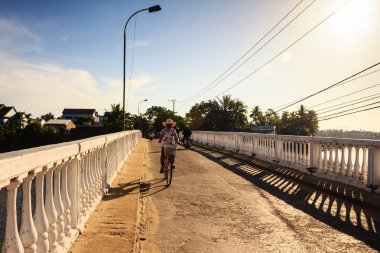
left=166, top=164, right=173, bottom=186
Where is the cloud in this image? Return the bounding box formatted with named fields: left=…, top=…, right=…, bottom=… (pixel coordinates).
left=0, top=17, right=156, bottom=117
left=0, top=54, right=103, bottom=117
left=103, top=74, right=155, bottom=109
left=0, top=17, right=42, bottom=53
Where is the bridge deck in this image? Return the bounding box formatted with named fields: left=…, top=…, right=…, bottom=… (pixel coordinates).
left=72, top=139, right=380, bottom=252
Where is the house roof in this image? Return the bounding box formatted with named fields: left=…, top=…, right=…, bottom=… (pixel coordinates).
left=62, top=108, right=97, bottom=115
left=45, top=119, right=73, bottom=125
left=0, top=106, right=16, bottom=117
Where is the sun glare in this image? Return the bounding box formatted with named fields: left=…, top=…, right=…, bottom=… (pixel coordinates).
left=326, top=0, right=376, bottom=44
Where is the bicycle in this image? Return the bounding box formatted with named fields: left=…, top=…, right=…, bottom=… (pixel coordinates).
left=183, top=137, right=191, bottom=149
left=163, top=144, right=176, bottom=186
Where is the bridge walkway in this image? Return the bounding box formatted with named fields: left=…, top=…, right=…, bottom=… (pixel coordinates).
left=71, top=139, right=380, bottom=252
left=137, top=141, right=380, bottom=252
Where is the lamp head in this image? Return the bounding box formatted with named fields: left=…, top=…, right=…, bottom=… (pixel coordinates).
left=148, top=5, right=161, bottom=13
left=144, top=99, right=148, bottom=101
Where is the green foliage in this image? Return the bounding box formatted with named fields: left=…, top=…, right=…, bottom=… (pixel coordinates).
left=143, top=106, right=187, bottom=133
left=275, top=105, right=319, bottom=136
left=104, top=104, right=126, bottom=132
left=41, top=112, right=55, bottom=121
left=0, top=121, right=69, bottom=152
left=186, top=95, right=248, bottom=131
left=75, top=117, right=95, bottom=126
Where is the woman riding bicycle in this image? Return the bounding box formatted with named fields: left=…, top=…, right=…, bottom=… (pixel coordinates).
left=158, top=119, right=179, bottom=173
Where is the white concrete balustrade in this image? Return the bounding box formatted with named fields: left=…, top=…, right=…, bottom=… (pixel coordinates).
left=0, top=130, right=141, bottom=253
left=192, top=131, right=380, bottom=192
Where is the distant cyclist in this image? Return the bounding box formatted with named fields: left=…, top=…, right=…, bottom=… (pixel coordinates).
left=158, top=119, right=179, bottom=173
left=182, top=127, right=192, bottom=143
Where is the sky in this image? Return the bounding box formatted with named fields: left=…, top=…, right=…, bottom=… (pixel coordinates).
left=0, top=0, right=379, bottom=131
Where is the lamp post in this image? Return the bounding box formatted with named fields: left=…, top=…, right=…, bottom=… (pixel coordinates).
left=123, top=5, right=161, bottom=131
left=138, top=99, right=148, bottom=132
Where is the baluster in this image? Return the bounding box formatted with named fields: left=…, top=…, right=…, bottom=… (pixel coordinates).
left=20, top=172, right=38, bottom=253
left=89, top=151, right=95, bottom=205
left=33, top=169, right=49, bottom=252
left=353, top=146, right=360, bottom=181
left=292, top=142, right=295, bottom=163
left=346, top=145, right=353, bottom=178
left=95, top=149, right=102, bottom=198
left=96, top=149, right=101, bottom=199
left=284, top=141, right=288, bottom=161
left=61, top=163, right=71, bottom=235
left=302, top=143, right=306, bottom=166
left=295, top=142, right=299, bottom=164
left=361, top=147, right=368, bottom=185
left=45, top=168, right=59, bottom=252
left=54, top=165, right=65, bottom=246
left=2, top=178, right=24, bottom=253
left=334, top=145, right=340, bottom=175
left=328, top=144, right=334, bottom=174
left=340, top=146, right=347, bottom=177
left=323, top=144, right=328, bottom=173
left=317, top=143, right=322, bottom=171
left=80, top=156, right=87, bottom=219
left=83, top=154, right=90, bottom=213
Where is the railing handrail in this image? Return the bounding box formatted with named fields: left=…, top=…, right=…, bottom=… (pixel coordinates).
left=0, top=130, right=140, bottom=189
left=192, top=130, right=380, bottom=191
left=193, top=130, right=380, bottom=147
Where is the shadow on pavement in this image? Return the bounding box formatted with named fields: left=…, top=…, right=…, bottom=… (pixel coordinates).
left=193, top=146, right=380, bottom=251
left=140, top=178, right=168, bottom=197
left=103, top=179, right=140, bottom=201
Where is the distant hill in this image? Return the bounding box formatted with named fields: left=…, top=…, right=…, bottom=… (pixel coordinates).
left=317, top=129, right=380, bottom=140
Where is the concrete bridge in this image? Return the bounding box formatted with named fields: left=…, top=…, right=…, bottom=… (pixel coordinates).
left=1, top=130, right=380, bottom=252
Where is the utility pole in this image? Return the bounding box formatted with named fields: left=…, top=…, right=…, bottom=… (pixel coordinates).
left=168, top=99, right=176, bottom=113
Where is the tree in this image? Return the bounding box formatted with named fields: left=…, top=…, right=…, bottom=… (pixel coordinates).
left=104, top=104, right=125, bottom=133
left=249, top=106, right=265, bottom=126
left=186, top=95, right=248, bottom=131
left=263, top=109, right=280, bottom=126
left=276, top=105, right=318, bottom=136
left=41, top=113, right=55, bottom=121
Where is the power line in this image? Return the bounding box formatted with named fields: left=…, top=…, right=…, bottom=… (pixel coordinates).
left=317, top=93, right=380, bottom=115
left=310, top=82, right=380, bottom=108
left=183, top=0, right=314, bottom=102
left=274, top=68, right=380, bottom=109
left=215, top=0, right=352, bottom=100
left=319, top=105, right=380, bottom=121
left=319, top=100, right=380, bottom=120
left=275, top=61, right=380, bottom=112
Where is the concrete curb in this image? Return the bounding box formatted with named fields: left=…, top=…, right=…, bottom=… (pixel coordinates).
left=194, top=143, right=380, bottom=211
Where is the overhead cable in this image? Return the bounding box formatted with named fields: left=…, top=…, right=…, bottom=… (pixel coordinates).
left=275, top=61, right=380, bottom=112
left=274, top=68, right=380, bottom=109
left=183, top=0, right=314, bottom=102
left=319, top=105, right=380, bottom=121
left=214, top=0, right=353, bottom=100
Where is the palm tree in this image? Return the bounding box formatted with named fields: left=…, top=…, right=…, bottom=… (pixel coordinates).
left=217, top=95, right=233, bottom=111
left=230, top=99, right=248, bottom=128
left=250, top=106, right=265, bottom=126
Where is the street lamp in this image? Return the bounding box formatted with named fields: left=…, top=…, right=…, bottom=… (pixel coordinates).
left=123, top=5, right=161, bottom=131
left=138, top=99, right=148, bottom=115
left=138, top=99, right=148, bottom=131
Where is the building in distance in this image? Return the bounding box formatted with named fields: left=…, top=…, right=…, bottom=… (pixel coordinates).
left=44, top=119, right=75, bottom=134
left=62, top=108, right=98, bottom=124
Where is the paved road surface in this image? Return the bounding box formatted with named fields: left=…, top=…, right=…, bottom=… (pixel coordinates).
left=137, top=140, right=380, bottom=253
